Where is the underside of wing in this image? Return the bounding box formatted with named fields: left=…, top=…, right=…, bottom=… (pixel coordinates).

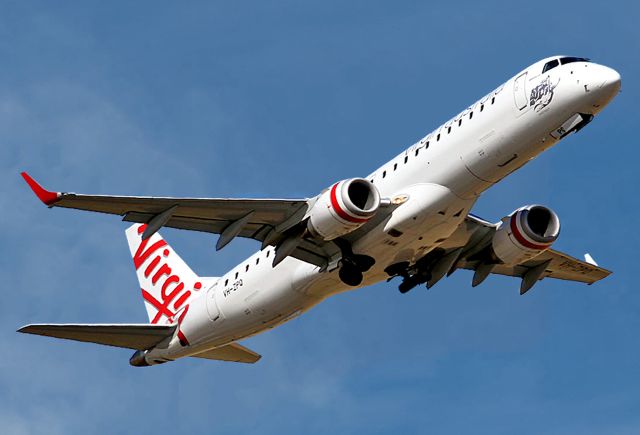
left=450, top=214, right=611, bottom=288
left=21, top=172, right=332, bottom=266
left=457, top=249, right=611, bottom=284
left=390, top=212, right=611, bottom=294
left=21, top=172, right=396, bottom=271
left=23, top=170, right=308, bottom=240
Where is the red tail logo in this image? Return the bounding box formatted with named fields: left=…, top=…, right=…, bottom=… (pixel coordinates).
left=133, top=224, right=201, bottom=346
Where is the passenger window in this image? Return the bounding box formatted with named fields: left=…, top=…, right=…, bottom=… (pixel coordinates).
left=426, top=141, right=429, bottom=148
left=266, top=250, right=270, bottom=258
left=437, top=134, right=440, bottom=141
left=256, top=258, right=260, bottom=265
left=245, top=265, right=249, bottom=272
left=480, top=104, right=484, bottom=112
left=542, top=59, right=559, bottom=73
left=458, top=119, right=462, bottom=126
left=225, top=279, right=228, bottom=286
left=491, top=97, right=495, bottom=104
left=415, top=148, right=419, bottom=157
left=404, top=156, right=408, bottom=164
left=383, top=170, right=387, bottom=178
left=447, top=126, right=451, bottom=134
left=393, top=163, right=397, bottom=171
left=469, top=111, right=473, bottom=119
left=235, top=272, right=238, bottom=279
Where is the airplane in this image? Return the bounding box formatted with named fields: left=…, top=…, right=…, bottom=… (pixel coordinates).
left=18, top=55, right=620, bottom=366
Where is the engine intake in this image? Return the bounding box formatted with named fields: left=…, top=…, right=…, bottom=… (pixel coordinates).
left=307, top=178, right=380, bottom=241
left=492, top=205, right=560, bottom=265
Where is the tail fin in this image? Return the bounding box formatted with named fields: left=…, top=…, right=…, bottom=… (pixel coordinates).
left=125, top=224, right=206, bottom=335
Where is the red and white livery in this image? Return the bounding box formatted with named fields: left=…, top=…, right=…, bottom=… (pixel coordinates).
left=307, top=178, right=381, bottom=241
left=19, top=56, right=620, bottom=366
left=492, top=205, right=560, bottom=265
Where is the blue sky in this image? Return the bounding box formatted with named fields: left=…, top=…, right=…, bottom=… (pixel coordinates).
left=2, top=1, right=639, bottom=433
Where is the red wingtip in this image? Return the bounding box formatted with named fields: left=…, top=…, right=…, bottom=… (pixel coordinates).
left=20, top=172, right=60, bottom=206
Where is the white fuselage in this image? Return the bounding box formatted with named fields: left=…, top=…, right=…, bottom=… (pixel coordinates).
left=146, top=57, right=620, bottom=363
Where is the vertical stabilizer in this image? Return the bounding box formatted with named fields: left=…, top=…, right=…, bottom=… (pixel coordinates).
left=125, top=224, right=206, bottom=345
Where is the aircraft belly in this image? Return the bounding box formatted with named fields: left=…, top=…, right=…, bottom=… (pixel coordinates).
left=352, top=183, right=475, bottom=274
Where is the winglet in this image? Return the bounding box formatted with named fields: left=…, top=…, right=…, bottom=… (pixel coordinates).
left=20, top=172, right=61, bottom=206
left=584, top=253, right=598, bottom=266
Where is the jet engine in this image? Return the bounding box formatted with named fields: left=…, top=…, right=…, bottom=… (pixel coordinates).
left=307, top=178, right=381, bottom=241
left=491, top=205, right=560, bottom=265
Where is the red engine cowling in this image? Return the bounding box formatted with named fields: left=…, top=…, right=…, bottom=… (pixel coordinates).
left=492, top=205, right=560, bottom=265
left=307, top=178, right=381, bottom=241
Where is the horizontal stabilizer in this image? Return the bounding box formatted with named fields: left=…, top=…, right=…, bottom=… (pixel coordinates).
left=18, top=323, right=176, bottom=350
left=190, top=342, right=261, bottom=364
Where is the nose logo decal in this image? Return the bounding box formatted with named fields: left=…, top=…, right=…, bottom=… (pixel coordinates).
left=530, top=76, right=560, bottom=112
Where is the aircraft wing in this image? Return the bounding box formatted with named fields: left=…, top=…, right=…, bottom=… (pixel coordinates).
left=469, top=248, right=611, bottom=284
left=426, top=213, right=611, bottom=294
left=21, top=172, right=343, bottom=268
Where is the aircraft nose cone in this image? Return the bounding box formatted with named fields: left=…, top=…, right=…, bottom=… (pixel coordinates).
left=585, top=64, right=621, bottom=111
left=601, top=67, right=622, bottom=94
left=598, top=65, right=621, bottom=96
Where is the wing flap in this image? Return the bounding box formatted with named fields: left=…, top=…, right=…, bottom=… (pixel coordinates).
left=486, top=249, right=611, bottom=284
left=190, top=342, right=261, bottom=364
left=17, top=323, right=176, bottom=350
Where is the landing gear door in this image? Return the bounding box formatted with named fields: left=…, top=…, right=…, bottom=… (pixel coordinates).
left=206, top=282, right=224, bottom=323
left=513, top=72, right=529, bottom=111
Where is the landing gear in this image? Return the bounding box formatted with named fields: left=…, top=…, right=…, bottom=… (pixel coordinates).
left=398, top=277, right=418, bottom=294
left=339, top=261, right=364, bottom=286
left=386, top=262, right=415, bottom=293
left=397, top=271, right=431, bottom=293
left=385, top=258, right=433, bottom=294
left=334, top=238, right=375, bottom=287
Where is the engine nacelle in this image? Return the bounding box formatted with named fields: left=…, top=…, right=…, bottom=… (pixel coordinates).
left=307, top=178, right=381, bottom=241
left=492, top=205, right=560, bottom=265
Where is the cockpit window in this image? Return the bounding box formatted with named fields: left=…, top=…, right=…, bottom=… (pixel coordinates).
left=542, top=59, right=559, bottom=73
left=560, top=56, right=590, bottom=65
left=542, top=57, right=590, bottom=73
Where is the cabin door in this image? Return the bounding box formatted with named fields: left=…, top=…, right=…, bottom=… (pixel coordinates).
left=513, top=72, right=529, bottom=111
